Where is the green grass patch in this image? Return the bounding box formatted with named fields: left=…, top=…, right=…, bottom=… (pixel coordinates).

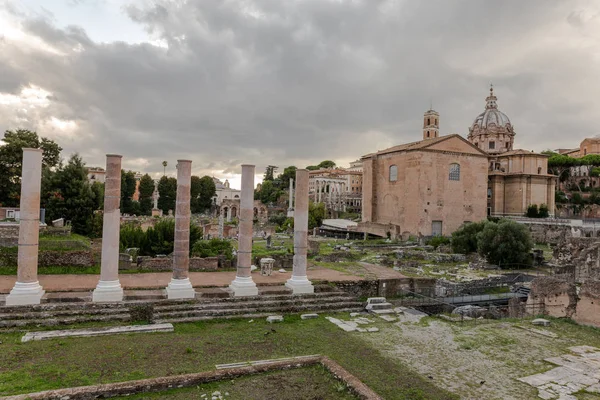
left=0, top=315, right=457, bottom=400
left=0, top=265, right=101, bottom=275
left=121, top=365, right=359, bottom=399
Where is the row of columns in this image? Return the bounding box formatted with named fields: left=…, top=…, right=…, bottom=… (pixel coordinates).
left=315, top=179, right=347, bottom=211
left=6, top=151, right=313, bottom=305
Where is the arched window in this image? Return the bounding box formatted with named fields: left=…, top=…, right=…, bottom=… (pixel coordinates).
left=435, top=118, right=438, bottom=125
left=427, top=118, right=430, bottom=125
left=449, top=163, right=460, bottom=181
left=427, top=131, right=430, bottom=138
left=389, top=165, right=398, bottom=182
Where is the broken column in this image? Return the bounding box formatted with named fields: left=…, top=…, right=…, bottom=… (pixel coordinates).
left=229, top=164, right=258, bottom=296
left=6, top=148, right=45, bottom=305
left=286, top=169, right=314, bottom=294
left=166, top=160, right=196, bottom=299
left=93, top=154, right=124, bottom=302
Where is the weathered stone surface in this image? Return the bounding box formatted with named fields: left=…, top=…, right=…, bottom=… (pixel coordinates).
left=266, top=315, right=283, bottom=323
left=452, top=305, right=487, bottom=318
left=532, top=318, right=551, bottom=326
left=22, top=323, right=174, bottom=342
left=301, top=313, right=318, bottom=320
left=527, top=277, right=578, bottom=319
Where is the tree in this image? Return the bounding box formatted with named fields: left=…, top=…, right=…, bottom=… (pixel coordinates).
left=138, top=174, right=155, bottom=215
left=157, top=176, right=177, bottom=214
left=257, top=180, right=282, bottom=205
left=121, top=219, right=202, bottom=256
left=477, top=219, right=533, bottom=268
left=451, top=221, right=487, bottom=254
left=44, top=154, right=96, bottom=235
left=538, top=204, right=550, bottom=218
left=308, top=201, right=326, bottom=229
left=90, top=181, right=105, bottom=210
left=0, top=129, right=62, bottom=207
left=306, top=165, right=319, bottom=171
left=263, top=165, right=277, bottom=181
left=120, top=170, right=137, bottom=214
left=317, top=160, right=336, bottom=169
left=197, top=175, right=216, bottom=212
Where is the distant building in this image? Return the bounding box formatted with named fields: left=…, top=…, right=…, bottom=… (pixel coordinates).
left=212, top=177, right=241, bottom=206
left=87, top=167, right=106, bottom=184
left=359, top=87, right=556, bottom=239
left=308, top=163, right=363, bottom=215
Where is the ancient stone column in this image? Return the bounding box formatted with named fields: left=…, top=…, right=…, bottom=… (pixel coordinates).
left=6, top=149, right=45, bottom=305
left=286, top=169, right=314, bottom=294
left=93, top=154, right=124, bottom=302
left=229, top=164, right=258, bottom=296
left=226, top=206, right=231, bottom=222
left=166, top=160, right=196, bottom=299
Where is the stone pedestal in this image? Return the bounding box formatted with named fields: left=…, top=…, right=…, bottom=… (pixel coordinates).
left=7, top=149, right=45, bottom=306
left=230, top=164, right=258, bottom=296
left=93, top=154, right=124, bottom=302
left=166, top=160, right=196, bottom=299
left=286, top=169, right=314, bottom=294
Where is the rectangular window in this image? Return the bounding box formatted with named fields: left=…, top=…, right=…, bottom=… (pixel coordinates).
left=489, top=141, right=496, bottom=150
left=432, top=221, right=443, bottom=236
left=449, top=163, right=460, bottom=181
left=487, top=188, right=492, bottom=199
left=6, top=210, right=15, bottom=219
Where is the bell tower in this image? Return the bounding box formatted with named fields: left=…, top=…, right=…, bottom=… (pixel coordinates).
left=423, top=108, right=439, bottom=140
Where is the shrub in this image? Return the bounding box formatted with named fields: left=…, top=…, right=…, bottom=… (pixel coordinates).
left=476, top=219, right=533, bottom=268
left=526, top=204, right=539, bottom=218
left=538, top=204, right=549, bottom=218
left=426, top=236, right=451, bottom=249
left=119, top=219, right=202, bottom=257
left=451, top=221, right=486, bottom=254
left=192, top=238, right=234, bottom=260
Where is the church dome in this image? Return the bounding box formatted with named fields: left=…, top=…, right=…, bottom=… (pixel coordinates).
left=468, top=86, right=515, bottom=154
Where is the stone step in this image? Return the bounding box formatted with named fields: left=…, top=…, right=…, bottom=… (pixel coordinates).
left=154, top=301, right=364, bottom=319
left=156, top=307, right=364, bottom=324
left=0, top=296, right=359, bottom=321
left=368, top=302, right=393, bottom=311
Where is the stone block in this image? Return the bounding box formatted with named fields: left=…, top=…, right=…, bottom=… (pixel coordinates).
left=22, top=323, right=174, bottom=342
left=266, top=315, right=283, bottom=323
left=301, top=313, right=318, bottom=320
left=367, top=327, right=379, bottom=332
left=532, top=318, right=551, bottom=327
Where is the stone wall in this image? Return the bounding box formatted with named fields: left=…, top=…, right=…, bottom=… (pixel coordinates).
left=0, top=224, right=19, bottom=247
left=527, top=277, right=578, bottom=318
left=526, top=223, right=584, bottom=245
left=574, top=280, right=600, bottom=327
left=0, top=249, right=95, bottom=267
left=552, top=237, right=600, bottom=283
left=331, top=277, right=436, bottom=299
left=137, top=256, right=218, bottom=271
left=396, top=250, right=467, bottom=263
left=436, top=274, right=535, bottom=296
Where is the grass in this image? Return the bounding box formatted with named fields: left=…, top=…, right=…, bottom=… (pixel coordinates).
left=252, top=239, right=293, bottom=258
left=0, top=315, right=457, bottom=400
left=0, top=265, right=101, bottom=275
left=120, top=365, right=359, bottom=399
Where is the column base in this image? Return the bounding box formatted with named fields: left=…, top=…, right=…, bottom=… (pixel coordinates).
left=6, top=281, right=45, bottom=306
left=92, top=280, right=124, bottom=302
left=285, top=276, right=315, bottom=294
left=229, top=276, right=259, bottom=297
left=166, top=278, right=196, bottom=300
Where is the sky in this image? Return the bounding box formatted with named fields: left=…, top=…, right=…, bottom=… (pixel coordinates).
left=1, top=0, right=600, bottom=189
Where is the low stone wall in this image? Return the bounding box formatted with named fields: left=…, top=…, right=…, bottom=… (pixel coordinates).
left=395, top=250, right=467, bottom=264
left=436, top=274, right=535, bottom=296
left=0, top=249, right=95, bottom=267
left=137, top=256, right=218, bottom=271
left=574, top=280, right=600, bottom=327
left=0, top=224, right=19, bottom=247
left=331, top=277, right=436, bottom=299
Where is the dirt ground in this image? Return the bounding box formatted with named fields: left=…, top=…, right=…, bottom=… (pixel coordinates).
left=360, top=314, right=600, bottom=400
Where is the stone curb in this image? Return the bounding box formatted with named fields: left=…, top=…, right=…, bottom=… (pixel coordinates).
left=1, top=356, right=382, bottom=400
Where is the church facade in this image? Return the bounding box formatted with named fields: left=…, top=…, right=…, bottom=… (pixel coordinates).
left=359, top=87, right=556, bottom=238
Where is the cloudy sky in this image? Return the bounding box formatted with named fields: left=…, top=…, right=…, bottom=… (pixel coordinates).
left=1, top=0, right=600, bottom=188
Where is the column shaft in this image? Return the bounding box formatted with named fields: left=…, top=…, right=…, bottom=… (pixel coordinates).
left=166, top=160, right=195, bottom=299
left=286, top=169, right=314, bottom=294
left=93, top=154, right=124, bottom=302
left=6, top=148, right=45, bottom=305
left=229, top=164, right=258, bottom=296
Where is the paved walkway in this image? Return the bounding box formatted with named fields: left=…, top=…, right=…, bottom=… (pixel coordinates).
left=0, top=266, right=368, bottom=293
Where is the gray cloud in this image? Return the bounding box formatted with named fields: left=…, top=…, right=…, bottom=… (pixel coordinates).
left=1, top=0, right=600, bottom=181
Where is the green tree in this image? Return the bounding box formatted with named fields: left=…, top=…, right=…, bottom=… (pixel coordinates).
left=308, top=201, right=326, bottom=229
left=477, top=219, right=533, bottom=268
left=451, top=221, right=487, bottom=254
left=192, top=238, right=233, bottom=260
left=138, top=174, right=155, bottom=215
left=45, top=154, right=96, bottom=235
left=0, top=129, right=62, bottom=206
left=538, top=204, right=550, bottom=218
left=90, top=181, right=105, bottom=210
left=121, top=219, right=202, bottom=256
left=317, top=160, right=336, bottom=169
left=257, top=180, right=282, bottom=205
left=263, top=165, right=277, bottom=182
left=305, top=165, right=319, bottom=171
left=120, top=170, right=137, bottom=214
left=190, top=175, right=217, bottom=214
left=157, top=176, right=177, bottom=214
